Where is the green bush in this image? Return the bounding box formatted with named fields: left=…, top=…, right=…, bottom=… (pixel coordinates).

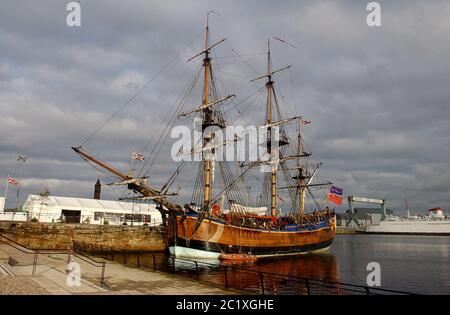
left=103, top=220, right=109, bottom=225
left=30, top=217, right=38, bottom=223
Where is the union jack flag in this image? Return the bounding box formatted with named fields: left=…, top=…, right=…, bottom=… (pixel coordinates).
left=132, top=152, right=145, bottom=161
left=7, top=175, right=18, bottom=186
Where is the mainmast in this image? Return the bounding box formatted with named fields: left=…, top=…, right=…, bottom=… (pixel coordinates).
left=250, top=38, right=331, bottom=216
left=250, top=39, right=293, bottom=216
left=266, top=39, right=277, bottom=216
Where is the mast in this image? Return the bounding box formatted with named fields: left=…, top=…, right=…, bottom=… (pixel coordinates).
left=266, top=38, right=277, bottom=216
left=202, top=14, right=213, bottom=208
left=296, top=120, right=306, bottom=215
left=182, top=13, right=227, bottom=211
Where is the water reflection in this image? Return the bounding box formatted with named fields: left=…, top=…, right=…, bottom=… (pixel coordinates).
left=103, top=234, right=450, bottom=294
left=215, top=253, right=341, bottom=294
left=113, top=250, right=340, bottom=293
left=254, top=253, right=340, bottom=282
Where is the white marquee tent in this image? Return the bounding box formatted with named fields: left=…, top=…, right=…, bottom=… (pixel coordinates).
left=19, top=195, right=162, bottom=225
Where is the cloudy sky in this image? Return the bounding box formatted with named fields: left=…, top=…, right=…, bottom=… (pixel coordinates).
left=1, top=0, right=449, bottom=214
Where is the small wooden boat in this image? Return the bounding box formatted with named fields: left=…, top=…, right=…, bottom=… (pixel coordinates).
left=219, top=253, right=258, bottom=262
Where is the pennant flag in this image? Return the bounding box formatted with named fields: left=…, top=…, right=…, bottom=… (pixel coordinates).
left=7, top=175, right=18, bottom=186
left=132, top=152, right=145, bottom=161
left=301, top=120, right=311, bottom=125
left=327, top=193, right=343, bottom=206
left=278, top=195, right=285, bottom=203
left=330, top=186, right=343, bottom=196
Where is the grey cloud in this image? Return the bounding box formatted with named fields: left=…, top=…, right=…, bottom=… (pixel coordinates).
left=0, top=0, right=449, bottom=214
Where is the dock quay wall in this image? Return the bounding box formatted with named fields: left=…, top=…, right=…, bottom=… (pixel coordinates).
left=0, top=222, right=167, bottom=251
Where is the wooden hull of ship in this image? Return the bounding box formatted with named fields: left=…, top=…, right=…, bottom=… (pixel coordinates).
left=168, top=214, right=336, bottom=259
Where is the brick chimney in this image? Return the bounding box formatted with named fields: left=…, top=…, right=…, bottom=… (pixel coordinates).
left=94, top=179, right=101, bottom=200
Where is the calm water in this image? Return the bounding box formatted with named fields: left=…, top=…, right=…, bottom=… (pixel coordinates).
left=330, top=235, right=450, bottom=294
left=114, top=235, right=450, bottom=294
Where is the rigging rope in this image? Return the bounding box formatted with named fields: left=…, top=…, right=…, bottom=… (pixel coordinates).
left=224, top=40, right=260, bottom=76
left=137, top=65, right=203, bottom=177
left=79, top=29, right=204, bottom=147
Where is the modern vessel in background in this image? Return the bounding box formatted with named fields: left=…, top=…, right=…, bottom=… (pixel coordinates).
left=365, top=203, right=450, bottom=235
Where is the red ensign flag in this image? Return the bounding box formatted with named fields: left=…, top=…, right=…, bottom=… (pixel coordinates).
left=327, top=193, right=343, bottom=205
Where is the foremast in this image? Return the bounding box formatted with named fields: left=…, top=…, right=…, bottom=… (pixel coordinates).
left=184, top=13, right=229, bottom=211
left=202, top=15, right=213, bottom=207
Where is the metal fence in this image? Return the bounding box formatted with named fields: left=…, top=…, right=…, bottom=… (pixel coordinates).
left=72, top=241, right=415, bottom=295
left=0, top=234, right=106, bottom=286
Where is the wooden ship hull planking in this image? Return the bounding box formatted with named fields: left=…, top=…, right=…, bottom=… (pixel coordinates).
left=168, top=212, right=337, bottom=259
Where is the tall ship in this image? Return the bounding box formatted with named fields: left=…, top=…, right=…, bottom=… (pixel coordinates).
left=72, top=17, right=337, bottom=259
left=365, top=205, right=450, bottom=235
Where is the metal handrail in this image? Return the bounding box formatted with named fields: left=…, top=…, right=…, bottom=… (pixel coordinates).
left=0, top=234, right=106, bottom=286
left=72, top=240, right=417, bottom=295
left=155, top=251, right=414, bottom=295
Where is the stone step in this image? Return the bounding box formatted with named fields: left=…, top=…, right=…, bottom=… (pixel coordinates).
left=0, top=261, right=19, bottom=276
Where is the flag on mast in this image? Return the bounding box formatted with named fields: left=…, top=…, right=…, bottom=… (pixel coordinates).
left=327, top=185, right=343, bottom=205
left=132, top=152, right=145, bottom=161
left=301, top=119, right=311, bottom=125
left=330, top=186, right=343, bottom=195
left=7, top=175, right=18, bottom=186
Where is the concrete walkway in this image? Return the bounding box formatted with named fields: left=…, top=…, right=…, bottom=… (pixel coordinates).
left=0, top=243, right=238, bottom=295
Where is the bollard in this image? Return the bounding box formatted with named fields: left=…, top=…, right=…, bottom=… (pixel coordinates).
left=137, top=253, right=140, bottom=268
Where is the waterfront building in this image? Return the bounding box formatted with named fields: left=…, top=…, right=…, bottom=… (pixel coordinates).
left=11, top=194, right=163, bottom=225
